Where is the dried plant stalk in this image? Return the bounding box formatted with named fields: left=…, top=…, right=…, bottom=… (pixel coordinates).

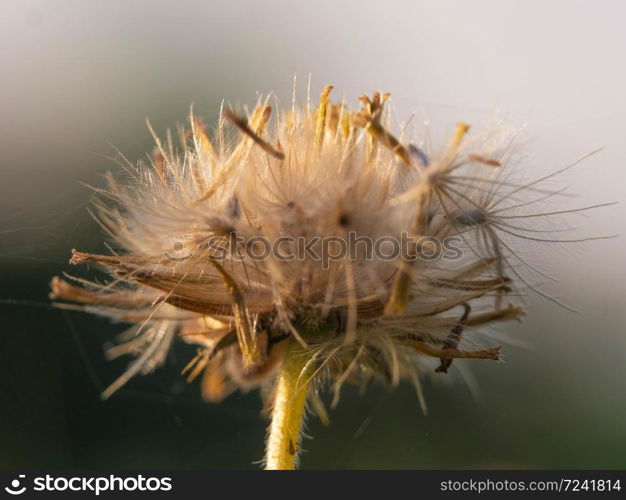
left=264, top=338, right=314, bottom=470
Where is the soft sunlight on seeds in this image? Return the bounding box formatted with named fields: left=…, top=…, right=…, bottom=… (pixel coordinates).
left=49, top=84, right=612, bottom=469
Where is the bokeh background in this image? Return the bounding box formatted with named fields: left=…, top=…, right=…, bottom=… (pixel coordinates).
left=1, top=0, right=625, bottom=469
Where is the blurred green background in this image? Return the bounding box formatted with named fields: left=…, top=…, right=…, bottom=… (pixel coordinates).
left=1, top=0, right=625, bottom=469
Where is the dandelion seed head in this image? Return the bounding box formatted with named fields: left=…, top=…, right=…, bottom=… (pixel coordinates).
left=49, top=84, right=606, bottom=410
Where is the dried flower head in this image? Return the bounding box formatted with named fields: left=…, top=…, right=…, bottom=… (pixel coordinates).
left=50, top=84, right=611, bottom=469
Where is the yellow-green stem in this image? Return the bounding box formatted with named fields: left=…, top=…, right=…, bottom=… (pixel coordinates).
left=264, top=338, right=313, bottom=470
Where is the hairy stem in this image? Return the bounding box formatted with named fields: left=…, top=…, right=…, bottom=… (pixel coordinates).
left=265, top=338, right=313, bottom=470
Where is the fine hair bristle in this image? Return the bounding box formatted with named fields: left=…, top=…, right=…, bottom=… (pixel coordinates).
left=49, top=83, right=612, bottom=412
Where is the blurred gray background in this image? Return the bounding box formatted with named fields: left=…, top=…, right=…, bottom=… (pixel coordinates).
left=1, top=0, right=624, bottom=468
